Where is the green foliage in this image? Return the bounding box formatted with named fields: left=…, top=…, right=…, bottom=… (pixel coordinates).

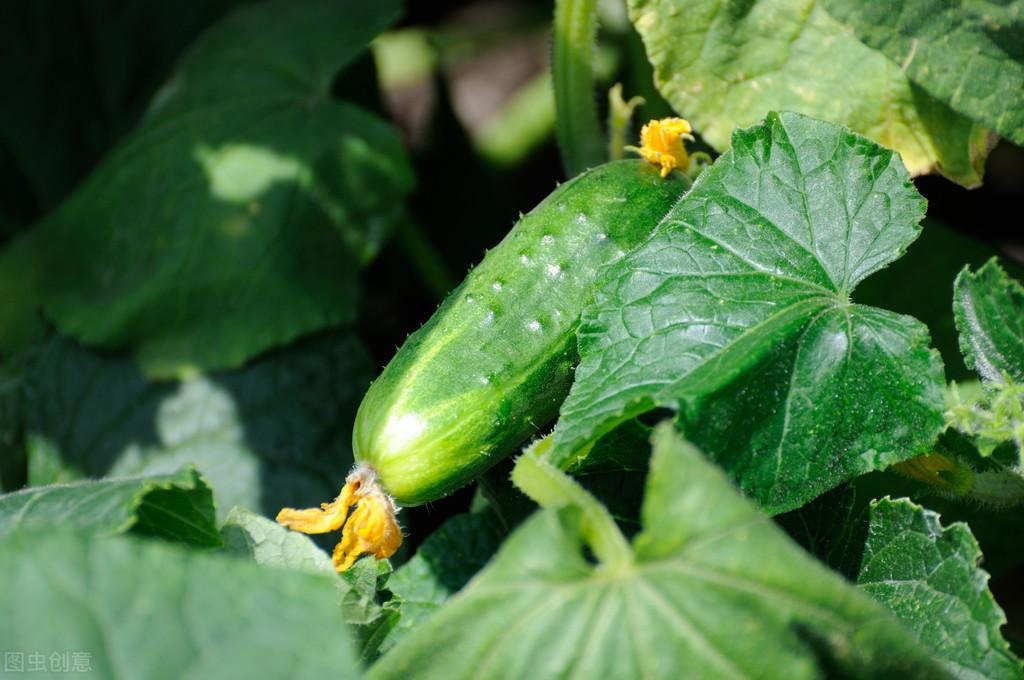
left=553, top=112, right=945, bottom=512
left=1, top=0, right=1021, bottom=675
left=1, top=0, right=413, bottom=376
left=0, top=466, right=219, bottom=546
left=371, top=425, right=947, bottom=679
left=823, top=0, right=1024, bottom=146
left=955, top=259, right=1024, bottom=385
left=947, top=260, right=1024, bottom=477
left=0, top=530, right=363, bottom=679
left=628, top=0, right=995, bottom=186
left=857, top=498, right=1022, bottom=679
left=222, top=505, right=396, bottom=658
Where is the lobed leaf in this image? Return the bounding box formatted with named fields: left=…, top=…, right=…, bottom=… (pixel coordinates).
left=554, top=111, right=945, bottom=512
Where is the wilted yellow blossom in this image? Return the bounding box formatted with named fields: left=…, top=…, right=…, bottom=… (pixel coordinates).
left=634, top=117, right=694, bottom=177
left=277, top=464, right=402, bottom=572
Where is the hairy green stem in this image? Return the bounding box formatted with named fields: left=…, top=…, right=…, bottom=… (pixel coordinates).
left=553, top=0, right=605, bottom=177
left=607, top=83, right=644, bottom=160
left=394, top=215, right=457, bottom=301
left=512, top=437, right=632, bottom=570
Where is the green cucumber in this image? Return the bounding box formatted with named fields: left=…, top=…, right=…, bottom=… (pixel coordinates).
left=354, top=160, right=689, bottom=504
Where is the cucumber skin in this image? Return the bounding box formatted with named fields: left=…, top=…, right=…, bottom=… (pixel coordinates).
left=354, top=160, right=689, bottom=505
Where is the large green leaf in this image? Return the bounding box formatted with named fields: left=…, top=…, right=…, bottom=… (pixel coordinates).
left=823, top=0, right=1024, bottom=146
left=857, top=497, right=1022, bottom=679
left=554, top=112, right=945, bottom=512
left=0, top=467, right=219, bottom=546
left=629, top=0, right=993, bottom=186
left=0, top=530, right=362, bottom=679
left=10, top=0, right=412, bottom=377
left=954, top=258, right=1024, bottom=384
left=24, top=332, right=372, bottom=520
left=371, top=424, right=946, bottom=679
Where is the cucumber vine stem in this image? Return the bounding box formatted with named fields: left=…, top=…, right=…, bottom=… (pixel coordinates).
left=553, top=0, right=605, bottom=177
left=512, top=437, right=633, bottom=571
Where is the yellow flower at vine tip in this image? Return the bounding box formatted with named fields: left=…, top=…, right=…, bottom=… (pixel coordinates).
left=276, top=464, right=402, bottom=572
left=633, top=117, right=694, bottom=177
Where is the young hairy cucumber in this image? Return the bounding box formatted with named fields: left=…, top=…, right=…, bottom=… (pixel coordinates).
left=354, top=160, right=689, bottom=505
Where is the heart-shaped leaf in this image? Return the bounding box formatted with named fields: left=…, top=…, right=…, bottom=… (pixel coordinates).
left=554, top=112, right=945, bottom=513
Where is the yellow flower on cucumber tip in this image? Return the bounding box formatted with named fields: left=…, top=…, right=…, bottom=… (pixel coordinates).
left=276, top=464, right=402, bottom=572
left=635, top=117, right=694, bottom=177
